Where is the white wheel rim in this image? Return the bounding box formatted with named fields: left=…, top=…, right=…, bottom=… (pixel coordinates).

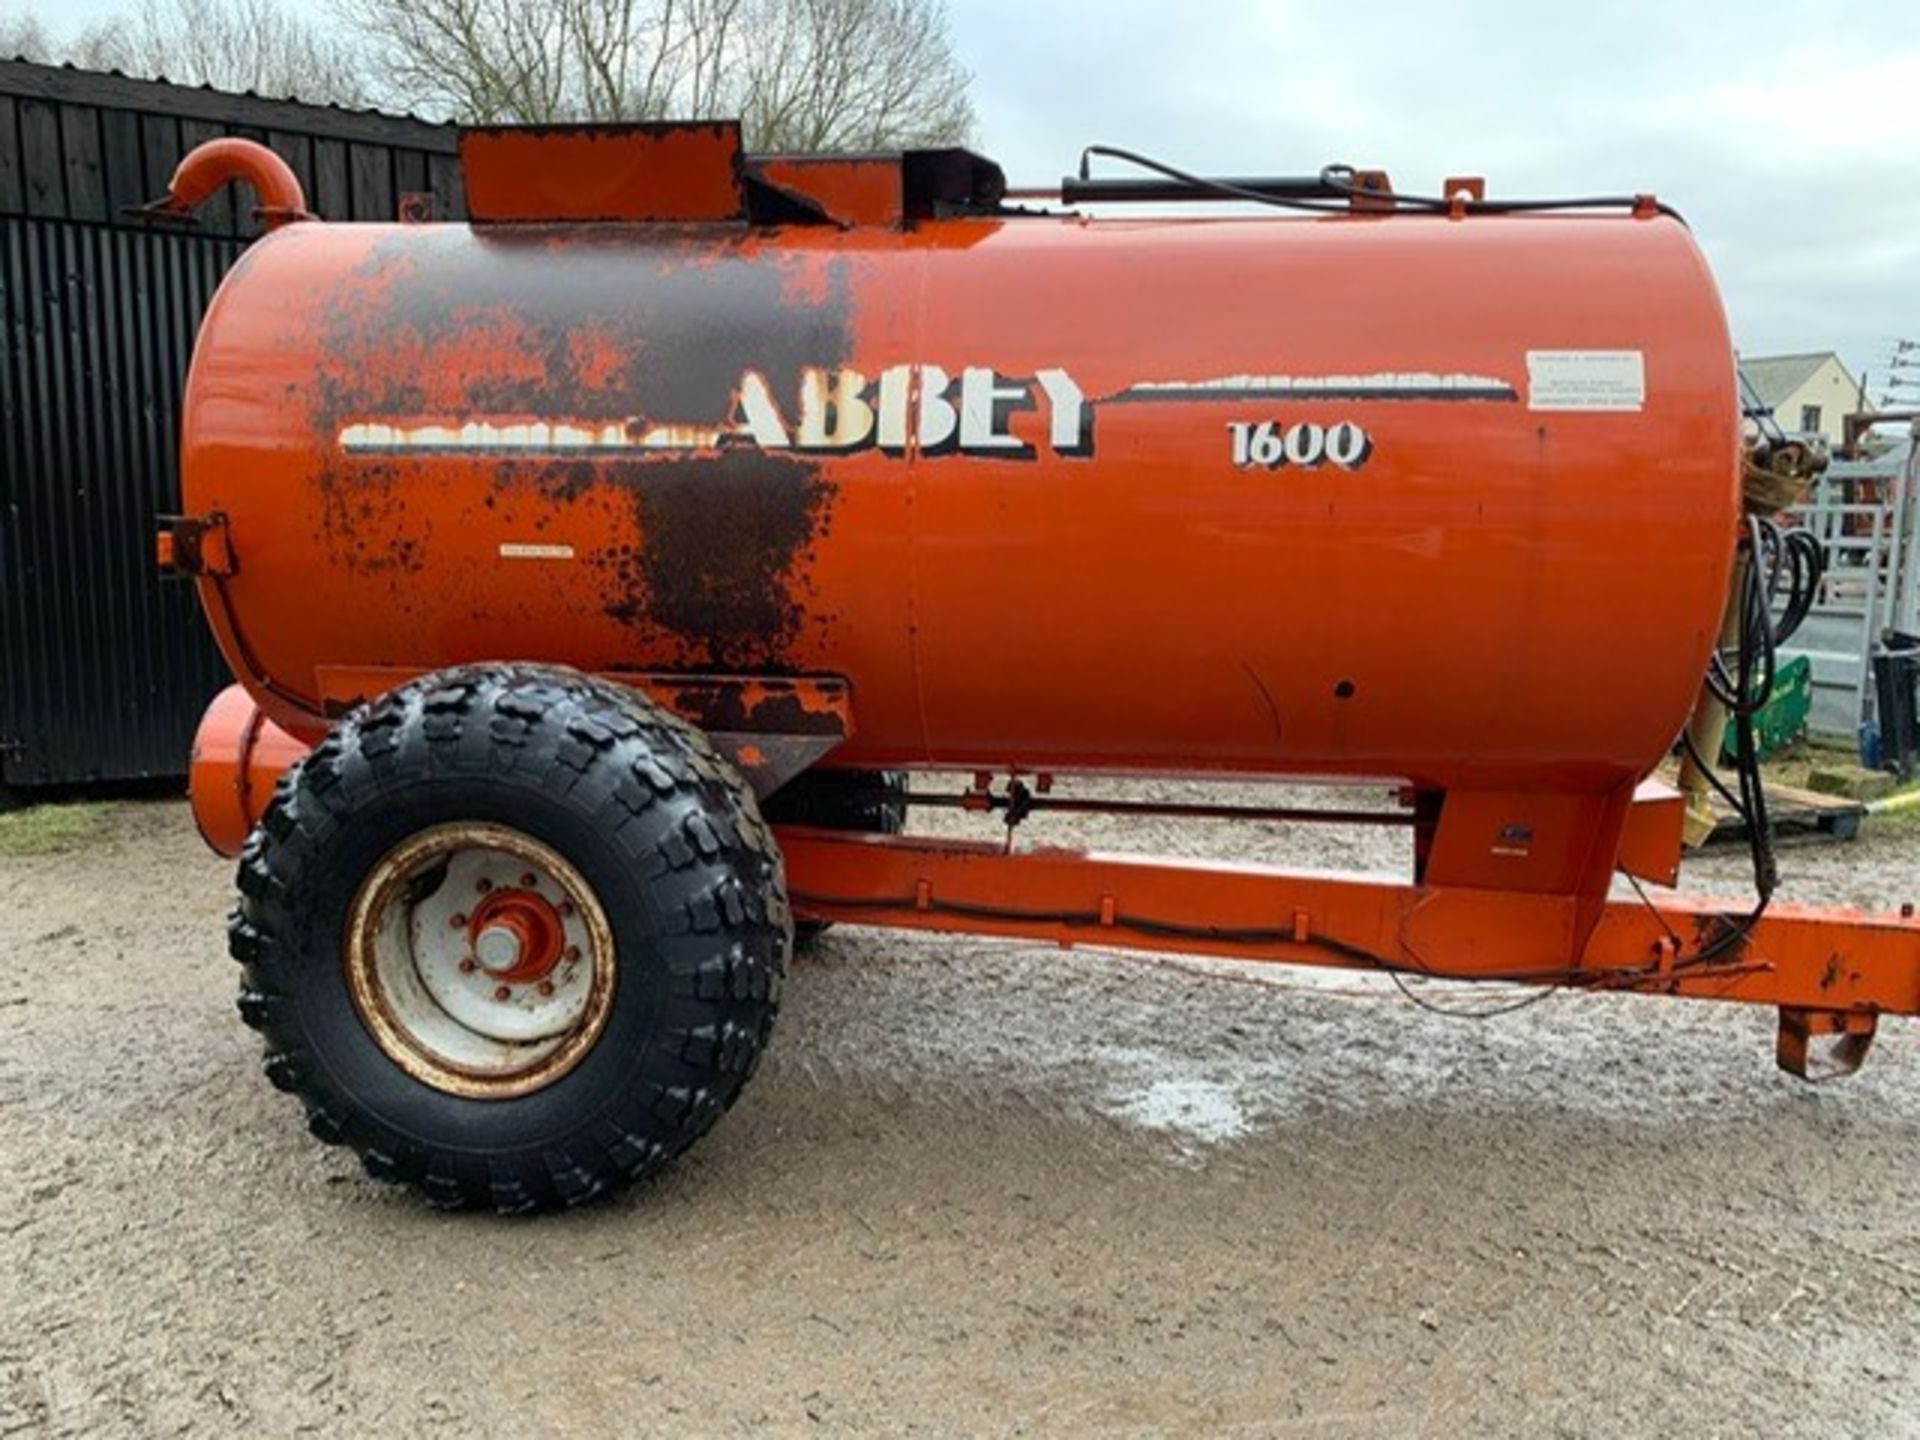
left=345, top=823, right=617, bottom=1100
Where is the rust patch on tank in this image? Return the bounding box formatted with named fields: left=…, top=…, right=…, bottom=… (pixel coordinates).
left=636, top=675, right=850, bottom=736
left=300, top=227, right=854, bottom=664
left=312, top=456, right=432, bottom=578
left=311, top=227, right=852, bottom=429
left=598, top=450, right=832, bottom=670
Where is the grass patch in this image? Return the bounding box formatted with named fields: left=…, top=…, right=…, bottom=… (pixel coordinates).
left=0, top=802, right=111, bottom=857
left=1866, top=783, right=1920, bottom=835
left=1761, top=736, right=1869, bottom=787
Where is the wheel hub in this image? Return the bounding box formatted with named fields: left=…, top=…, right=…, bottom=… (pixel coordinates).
left=344, top=823, right=615, bottom=1099
left=469, top=889, right=565, bottom=983
left=473, top=923, right=523, bottom=975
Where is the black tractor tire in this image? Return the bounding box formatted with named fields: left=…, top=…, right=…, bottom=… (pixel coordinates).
left=761, top=769, right=908, bottom=948
left=229, top=664, right=790, bottom=1213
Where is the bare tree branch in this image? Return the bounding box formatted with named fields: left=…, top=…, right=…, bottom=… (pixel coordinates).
left=339, top=0, right=974, bottom=147
left=0, top=6, right=55, bottom=61
left=3, top=0, right=370, bottom=106
left=4, top=0, right=974, bottom=149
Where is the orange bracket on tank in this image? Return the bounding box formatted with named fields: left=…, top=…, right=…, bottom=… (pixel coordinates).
left=1346, top=169, right=1397, bottom=213
left=459, top=122, right=748, bottom=223
left=751, top=155, right=905, bottom=227
left=629, top=674, right=853, bottom=797
left=310, top=667, right=851, bottom=798
left=155, top=513, right=235, bottom=577
left=1616, top=780, right=1685, bottom=888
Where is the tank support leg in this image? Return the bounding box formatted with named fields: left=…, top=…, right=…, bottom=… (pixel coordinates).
left=1776, top=1007, right=1876, bottom=1082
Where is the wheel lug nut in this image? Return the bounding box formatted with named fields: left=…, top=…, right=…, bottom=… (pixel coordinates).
left=564, top=945, right=580, bottom=962
left=520, top=873, right=538, bottom=888
left=493, top=985, right=512, bottom=1001
left=558, top=901, right=574, bottom=917
left=476, top=878, right=492, bottom=893
left=458, top=958, right=476, bottom=974
left=450, top=913, right=468, bottom=928
left=537, top=981, right=555, bottom=997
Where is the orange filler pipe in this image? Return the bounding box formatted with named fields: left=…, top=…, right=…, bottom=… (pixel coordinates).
left=159, top=137, right=309, bottom=229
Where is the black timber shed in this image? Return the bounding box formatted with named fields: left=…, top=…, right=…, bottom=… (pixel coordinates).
left=0, top=58, right=464, bottom=794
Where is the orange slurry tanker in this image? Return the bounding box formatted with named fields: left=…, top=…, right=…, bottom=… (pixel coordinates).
left=155, top=124, right=1917, bottom=1212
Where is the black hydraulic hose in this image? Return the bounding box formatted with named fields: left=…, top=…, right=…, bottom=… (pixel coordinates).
left=1071, top=146, right=1686, bottom=221
left=1706, top=516, right=1824, bottom=718
left=1687, top=510, right=1826, bottom=951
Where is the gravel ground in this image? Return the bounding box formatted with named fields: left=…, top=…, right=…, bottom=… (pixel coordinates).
left=2, top=785, right=1918, bottom=1438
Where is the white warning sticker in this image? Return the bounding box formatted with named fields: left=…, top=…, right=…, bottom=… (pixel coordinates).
left=1526, top=350, right=1646, bottom=412
left=498, top=542, right=575, bottom=560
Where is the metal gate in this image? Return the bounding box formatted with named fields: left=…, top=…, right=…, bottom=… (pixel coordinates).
left=1785, top=429, right=1920, bottom=739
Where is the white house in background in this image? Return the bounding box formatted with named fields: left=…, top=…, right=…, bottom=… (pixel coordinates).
left=1739, top=351, right=1862, bottom=446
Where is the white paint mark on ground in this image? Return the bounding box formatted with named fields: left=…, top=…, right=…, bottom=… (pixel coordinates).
left=1107, top=1076, right=1252, bottom=1145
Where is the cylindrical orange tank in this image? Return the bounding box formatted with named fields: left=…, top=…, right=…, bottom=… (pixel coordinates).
left=181, top=198, right=1738, bottom=797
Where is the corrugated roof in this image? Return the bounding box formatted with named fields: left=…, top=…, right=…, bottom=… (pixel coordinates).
left=0, top=55, right=451, bottom=132
left=1739, top=352, right=1842, bottom=409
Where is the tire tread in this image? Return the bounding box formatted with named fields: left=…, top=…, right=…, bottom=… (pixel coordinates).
left=231, top=663, right=788, bottom=1214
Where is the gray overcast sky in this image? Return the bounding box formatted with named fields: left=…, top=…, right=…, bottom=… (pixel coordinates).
left=34, top=0, right=1920, bottom=394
